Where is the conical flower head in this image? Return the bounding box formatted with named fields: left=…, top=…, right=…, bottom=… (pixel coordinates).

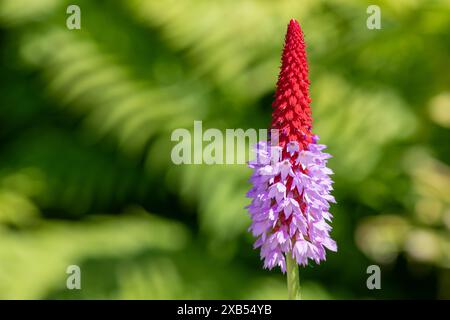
left=247, top=19, right=337, bottom=272
left=271, top=19, right=313, bottom=150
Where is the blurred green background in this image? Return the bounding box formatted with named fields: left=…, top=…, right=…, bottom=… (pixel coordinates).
left=0, top=0, right=449, bottom=299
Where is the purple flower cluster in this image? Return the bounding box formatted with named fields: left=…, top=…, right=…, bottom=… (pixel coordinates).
left=247, top=138, right=337, bottom=272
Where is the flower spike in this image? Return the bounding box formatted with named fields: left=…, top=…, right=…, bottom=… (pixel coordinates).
left=247, top=19, right=337, bottom=275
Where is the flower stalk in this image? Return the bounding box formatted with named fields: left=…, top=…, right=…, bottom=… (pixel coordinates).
left=286, top=254, right=301, bottom=300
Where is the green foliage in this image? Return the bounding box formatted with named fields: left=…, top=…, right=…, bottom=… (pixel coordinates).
left=0, top=0, right=449, bottom=299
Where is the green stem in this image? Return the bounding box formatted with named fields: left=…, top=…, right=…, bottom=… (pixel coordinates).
left=286, top=254, right=301, bottom=300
